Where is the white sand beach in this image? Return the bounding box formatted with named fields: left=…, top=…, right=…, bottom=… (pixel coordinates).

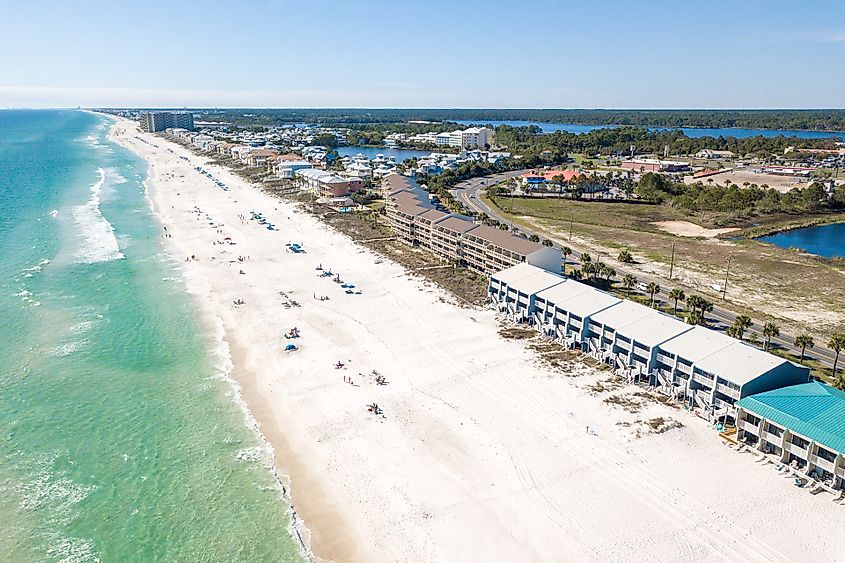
left=109, top=117, right=845, bottom=563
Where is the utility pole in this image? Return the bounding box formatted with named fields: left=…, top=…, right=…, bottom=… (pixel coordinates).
left=722, top=255, right=732, bottom=300
left=668, top=242, right=675, bottom=280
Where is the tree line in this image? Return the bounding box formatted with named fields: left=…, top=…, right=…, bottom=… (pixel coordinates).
left=493, top=125, right=840, bottom=159
left=194, top=109, right=845, bottom=132
left=634, top=172, right=845, bottom=218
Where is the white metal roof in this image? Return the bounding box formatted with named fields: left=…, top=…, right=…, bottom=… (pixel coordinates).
left=659, top=326, right=736, bottom=363
left=535, top=281, right=621, bottom=318
left=590, top=300, right=653, bottom=331
left=491, top=263, right=564, bottom=295
left=534, top=279, right=592, bottom=304
left=693, top=341, right=790, bottom=386
left=614, top=310, right=694, bottom=348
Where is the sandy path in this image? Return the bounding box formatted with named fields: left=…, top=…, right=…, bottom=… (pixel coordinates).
left=652, top=220, right=739, bottom=238
left=108, top=118, right=845, bottom=563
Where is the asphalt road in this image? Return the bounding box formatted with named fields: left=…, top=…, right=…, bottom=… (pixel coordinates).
left=451, top=173, right=840, bottom=372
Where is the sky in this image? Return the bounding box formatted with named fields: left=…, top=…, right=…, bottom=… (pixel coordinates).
left=1, top=0, right=844, bottom=109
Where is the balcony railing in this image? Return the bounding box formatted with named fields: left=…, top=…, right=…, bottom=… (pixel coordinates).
left=737, top=419, right=759, bottom=434
left=808, top=453, right=836, bottom=473
left=785, top=441, right=809, bottom=457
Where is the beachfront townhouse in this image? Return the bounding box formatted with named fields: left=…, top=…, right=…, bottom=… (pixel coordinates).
left=487, top=263, right=810, bottom=421
left=487, top=263, right=566, bottom=322
left=414, top=209, right=450, bottom=248
left=430, top=216, right=478, bottom=262
left=532, top=281, right=622, bottom=348
left=587, top=301, right=693, bottom=379
left=463, top=224, right=561, bottom=273
left=382, top=174, right=562, bottom=275
left=736, top=382, right=845, bottom=491
left=388, top=197, right=430, bottom=245
left=654, top=326, right=809, bottom=417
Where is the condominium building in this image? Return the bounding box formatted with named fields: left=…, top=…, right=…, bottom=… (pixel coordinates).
left=488, top=263, right=810, bottom=420
left=296, top=169, right=361, bottom=199
left=461, top=127, right=494, bottom=149
left=140, top=111, right=195, bottom=132
left=382, top=174, right=561, bottom=275
left=426, top=128, right=494, bottom=149
left=736, top=382, right=845, bottom=491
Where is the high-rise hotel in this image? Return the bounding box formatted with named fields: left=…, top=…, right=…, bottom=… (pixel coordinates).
left=139, top=111, right=195, bottom=132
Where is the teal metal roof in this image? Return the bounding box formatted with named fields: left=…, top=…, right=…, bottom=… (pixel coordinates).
left=736, top=382, right=845, bottom=455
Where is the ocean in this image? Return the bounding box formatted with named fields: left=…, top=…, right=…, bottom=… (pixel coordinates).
left=0, top=110, right=303, bottom=561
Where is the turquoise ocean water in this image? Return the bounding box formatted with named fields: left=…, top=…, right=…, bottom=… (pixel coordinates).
left=0, top=110, right=303, bottom=561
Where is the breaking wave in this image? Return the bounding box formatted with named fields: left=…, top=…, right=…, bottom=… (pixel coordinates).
left=72, top=168, right=124, bottom=264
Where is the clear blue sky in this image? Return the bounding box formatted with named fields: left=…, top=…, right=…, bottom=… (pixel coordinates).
left=2, top=0, right=844, bottom=108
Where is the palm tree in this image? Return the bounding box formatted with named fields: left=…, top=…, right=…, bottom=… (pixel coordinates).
left=728, top=315, right=753, bottom=341
left=795, top=334, right=815, bottom=362
left=561, top=246, right=572, bottom=274
left=687, top=311, right=703, bottom=326
left=622, top=274, right=637, bottom=291
left=646, top=282, right=660, bottom=307
left=685, top=294, right=702, bottom=314
left=700, top=299, right=714, bottom=314
left=668, top=288, right=686, bottom=315
left=604, top=267, right=616, bottom=284
left=581, top=253, right=592, bottom=264
left=828, top=331, right=845, bottom=383
left=761, top=322, right=780, bottom=351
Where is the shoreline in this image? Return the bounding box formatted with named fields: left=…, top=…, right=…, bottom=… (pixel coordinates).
left=103, top=113, right=845, bottom=563
left=105, top=117, right=323, bottom=562
left=741, top=214, right=845, bottom=240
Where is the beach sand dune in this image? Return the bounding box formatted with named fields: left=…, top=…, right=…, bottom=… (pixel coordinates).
left=110, top=119, right=845, bottom=563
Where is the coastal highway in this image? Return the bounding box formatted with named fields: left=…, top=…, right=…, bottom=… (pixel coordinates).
left=451, top=174, right=841, bottom=372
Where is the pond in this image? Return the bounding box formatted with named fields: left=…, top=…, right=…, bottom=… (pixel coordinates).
left=758, top=222, right=845, bottom=258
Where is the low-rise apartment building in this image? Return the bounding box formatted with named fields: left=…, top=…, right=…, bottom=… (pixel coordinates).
left=736, top=382, right=845, bottom=490
left=382, top=174, right=561, bottom=275
left=487, top=263, right=810, bottom=420
left=296, top=169, right=361, bottom=199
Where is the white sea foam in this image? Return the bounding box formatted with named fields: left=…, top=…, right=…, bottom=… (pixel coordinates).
left=72, top=168, right=124, bottom=264
left=109, top=169, right=127, bottom=184
left=69, top=320, right=94, bottom=334
left=234, top=447, right=264, bottom=463
left=51, top=340, right=87, bottom=357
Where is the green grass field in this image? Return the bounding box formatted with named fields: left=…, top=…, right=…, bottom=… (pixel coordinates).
left=485, top=193, right=845, bottom=339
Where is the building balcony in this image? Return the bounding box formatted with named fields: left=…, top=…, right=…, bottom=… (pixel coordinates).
left=737, top=419, right=759, bottom=435
left=691, top=373, right=713, bottom=387
left=656, top=354, right=674, bottom=366
left=785, top=441, right=809, bottom=457
left=715, top=383, right=740, bottom=400
left=808, top=453, right=836, bottom=473
left=759, top=430, right=782, bottom=445
left=712, top=396, right=734, bottom=410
